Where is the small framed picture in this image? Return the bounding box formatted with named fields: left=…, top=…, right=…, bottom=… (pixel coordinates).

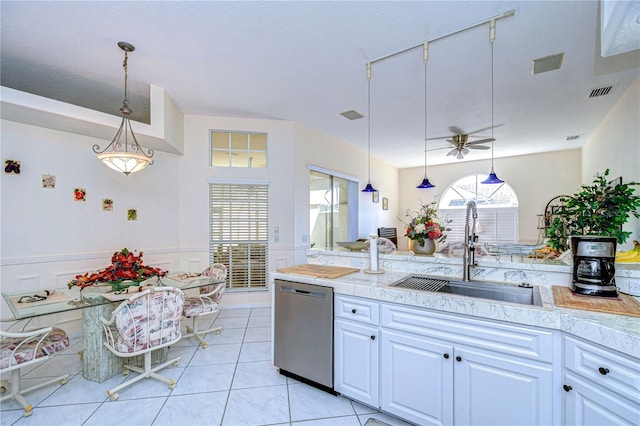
left=102, top=198, right=114, bottom=211
left=382, top=197, right=389, bottom=210
left=372, top=191, right=379, bottom=203
left=42, top=174, right=56, bottom=189
left=127, top=209, right=138, bottom=221
left=74, top=188, right=86, bottom=201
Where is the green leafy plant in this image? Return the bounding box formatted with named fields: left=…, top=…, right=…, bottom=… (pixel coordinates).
left=546, top=169, right=640, bottom=251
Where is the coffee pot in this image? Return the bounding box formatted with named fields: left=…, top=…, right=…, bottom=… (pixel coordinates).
left=570, top=236, right=617, bottom=297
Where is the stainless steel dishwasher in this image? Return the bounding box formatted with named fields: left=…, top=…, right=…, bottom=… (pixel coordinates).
left=274, top=279, right=334, bottom=392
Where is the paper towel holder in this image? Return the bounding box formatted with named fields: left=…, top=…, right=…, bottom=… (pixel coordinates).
left=365, top=235, right=385, bottom=274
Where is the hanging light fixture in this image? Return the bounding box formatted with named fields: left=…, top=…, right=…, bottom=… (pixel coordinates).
left=482, top=20, right=504, bottom=184
left=362, top=62, right=377, bottom=193
left=93, top=42, right=154, bottom=175
left=417, top=42, right=435, bottom=189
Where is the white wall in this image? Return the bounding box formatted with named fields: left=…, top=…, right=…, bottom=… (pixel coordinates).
left=582, top=76, right=640, bottom=251
left=398, top=149, right=582, bottom=249
left=292, top=123, right=399, bottom=263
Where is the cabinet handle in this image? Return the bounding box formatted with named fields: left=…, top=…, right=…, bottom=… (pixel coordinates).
left=563, top=385, right=572, bottom=392
left=370, top=335, right=376, bottom=341
left=456, top=356, right=462, bottom=362
left=598, top=367, right=610, bottom=375
left=351, top=308, right=357, bottom=314
left=443, top=353, right=449, bottom=359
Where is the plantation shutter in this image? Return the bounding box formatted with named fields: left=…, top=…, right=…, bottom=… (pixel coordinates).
left=209, top=181, right=269, bottom=291
left=440, top=207, right=518, bottom=244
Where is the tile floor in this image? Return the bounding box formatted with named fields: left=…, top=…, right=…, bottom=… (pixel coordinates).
left=0, top=307, right=413, bottom=426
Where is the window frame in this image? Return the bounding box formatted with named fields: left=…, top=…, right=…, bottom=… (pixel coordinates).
left=210, top=130, right=268, bottom=168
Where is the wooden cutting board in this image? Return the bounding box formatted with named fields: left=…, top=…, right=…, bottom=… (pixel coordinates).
left=276, top=264, right=360, bottom=279
left=552, top=286, right=640, bottom=317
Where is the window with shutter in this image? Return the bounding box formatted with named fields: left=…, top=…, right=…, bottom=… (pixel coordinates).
left=438, top=174, right=519, bottom=244
left=209, top=182, right=269, bottom=291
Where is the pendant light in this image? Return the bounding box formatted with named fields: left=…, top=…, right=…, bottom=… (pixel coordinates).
left=417, top=42, right=435, bottom=189
left=482, top=20, right=504, bottom=185
left=362, top=63, right=377, bottom=193
left=93, top=42, right=154, bottom=175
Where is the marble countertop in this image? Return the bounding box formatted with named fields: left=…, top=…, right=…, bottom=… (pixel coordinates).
left=271, top=267, right=640, bottom=358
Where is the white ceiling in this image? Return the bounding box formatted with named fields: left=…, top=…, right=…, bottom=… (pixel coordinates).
left=1, top=1, right=639, bottom=168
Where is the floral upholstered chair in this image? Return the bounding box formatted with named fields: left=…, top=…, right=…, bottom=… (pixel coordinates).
left=100, top=286, right=184, bottom=401
left=0, top=326, right=70, bottom=416
left=181, top=264, right=226, bottom=348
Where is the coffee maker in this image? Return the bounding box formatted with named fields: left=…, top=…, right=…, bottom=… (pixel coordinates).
left=570, top=236, right=617, bottom=297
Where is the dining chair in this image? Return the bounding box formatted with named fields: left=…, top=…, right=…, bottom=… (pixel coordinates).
left=378, top=227, right=398, bottom=246
left=0, top=326, right=70, bottom=416
left=100, top=286, right=184, bottom=401
left=181, top=263, right=227, bottom=348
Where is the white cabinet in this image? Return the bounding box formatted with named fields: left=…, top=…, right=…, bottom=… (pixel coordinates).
left=454, top=346, right=554, bottom=426
left=563, top=336, right=640, bottom=425
left=334, top=295, right=379, bottom=407
left=380, top=329, right=453, bottom=425
left=380, top=303, right=556, bottom=426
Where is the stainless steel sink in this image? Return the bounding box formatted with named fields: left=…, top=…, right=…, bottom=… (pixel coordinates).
left=389, top=275, right=544, bottom=307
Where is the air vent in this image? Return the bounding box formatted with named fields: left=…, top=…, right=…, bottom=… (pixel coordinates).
left=531, top=53, right=564, bottom=75
left=340, top=110, right=364, bottom=120
left=566, top=135, right=581, bottom=141
left=588, top=85, right=616, bottom=98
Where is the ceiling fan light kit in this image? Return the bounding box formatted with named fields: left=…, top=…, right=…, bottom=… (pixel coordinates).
left=93, top=41, right=154, bottom=175
left=417, top=42, right=435, bottom=189
left=362, top=63, right=378, bottom=193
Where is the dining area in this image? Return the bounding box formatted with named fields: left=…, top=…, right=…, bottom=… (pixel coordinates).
left=1, top=263, right=227, bottom=417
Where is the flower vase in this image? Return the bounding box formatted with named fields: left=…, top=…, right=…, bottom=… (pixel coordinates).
left=413, top=239, right=436, bottom=255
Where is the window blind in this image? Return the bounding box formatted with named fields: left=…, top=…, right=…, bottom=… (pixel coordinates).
left=209, top=183, right=269, bottom=291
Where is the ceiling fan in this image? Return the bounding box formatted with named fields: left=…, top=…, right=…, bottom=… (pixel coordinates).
left=428, top=126, right=498, bottom=160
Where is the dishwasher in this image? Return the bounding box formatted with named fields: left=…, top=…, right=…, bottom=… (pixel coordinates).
left=274, top=279, right=334, bottom=392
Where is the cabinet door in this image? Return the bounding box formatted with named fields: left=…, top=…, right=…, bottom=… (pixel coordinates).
left=334, top=319, right=379, bottom=407
left=454, top=346, right=553, bottom=426
left=380, top=329, right=453, bottom=426
left=564, top=372, right=640, bottom=426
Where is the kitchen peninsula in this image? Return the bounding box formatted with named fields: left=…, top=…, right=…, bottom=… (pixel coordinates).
left=271, top=249, right=640, bottom=425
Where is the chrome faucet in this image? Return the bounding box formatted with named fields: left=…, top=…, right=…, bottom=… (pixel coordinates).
left=463, top=200, right=478, bottom=281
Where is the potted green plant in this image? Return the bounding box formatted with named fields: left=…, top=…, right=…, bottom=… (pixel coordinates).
left=546, top=169, right=640, bottom=252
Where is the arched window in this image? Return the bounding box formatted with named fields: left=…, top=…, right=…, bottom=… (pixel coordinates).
left=438, top=174, right=519, bottom=243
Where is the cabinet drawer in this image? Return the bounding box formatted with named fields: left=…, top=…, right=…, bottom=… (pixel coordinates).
left=381, top=303, right=555, bottom=363
left=564, top=335, right=640, bottom=399
left=335, top=295, right=379, bottom=325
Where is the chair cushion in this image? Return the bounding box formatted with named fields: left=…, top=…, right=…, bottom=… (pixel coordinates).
left=1, top=327, right=69, bottom=370
left=113, top=290, right=183, bottom=353
left=183, top=297, right=218, bottom=317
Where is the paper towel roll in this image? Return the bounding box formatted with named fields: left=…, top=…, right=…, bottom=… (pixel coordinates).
left=370, top=235, right=378, bottom=271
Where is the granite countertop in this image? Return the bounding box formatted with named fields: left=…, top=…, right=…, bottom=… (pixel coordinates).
left=271, top=267, right=640, bottom=358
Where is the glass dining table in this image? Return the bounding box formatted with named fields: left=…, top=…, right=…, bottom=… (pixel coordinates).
left=2, top=275, right=223, bottom=383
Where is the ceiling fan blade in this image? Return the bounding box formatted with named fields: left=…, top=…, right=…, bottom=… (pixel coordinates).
left=446, top=138, right=458, bottom=146
left=467, top=124, right=504, bottom=135
left=449, top=126, right=465, bottom=135
left=466, top=138, right=495, bottom=145
left=468, top=145, right=491, bottom=150
left=427, top=135, right=455, bottom=141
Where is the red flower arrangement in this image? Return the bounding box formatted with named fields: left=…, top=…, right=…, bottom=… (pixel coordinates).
left=403, top=200, right=451, bottom=246
left=68, top=248, right=166, bottom=290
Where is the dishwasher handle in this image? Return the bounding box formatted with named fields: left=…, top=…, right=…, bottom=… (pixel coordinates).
left=279, top=285, right=326, bottom=299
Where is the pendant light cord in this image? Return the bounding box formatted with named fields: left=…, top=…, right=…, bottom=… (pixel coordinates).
left=490, top=37, right=495, bottom=171
left=122, top=50, right=129, bottom=110
left=423, top=47, right=428, bottom=177
left=367, top=76, right=371, bottom=181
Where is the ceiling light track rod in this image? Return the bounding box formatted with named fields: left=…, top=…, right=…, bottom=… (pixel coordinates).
left=368, top=7, right=516, bottom=65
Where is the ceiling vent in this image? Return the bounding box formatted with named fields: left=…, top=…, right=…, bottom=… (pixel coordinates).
left=566, top=135, right=581, bottom=141
left=340, top=110, right=364, bottom=120
left=531, top=53, right=564, bottom=75
left=588, top=84, right=616, bottom=98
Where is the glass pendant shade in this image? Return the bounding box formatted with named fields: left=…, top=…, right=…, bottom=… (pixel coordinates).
left=97, top=152, right=151, bottom=175
left=362, top=182, right=377, bottom=192
left=93, top=42, right=154, bottom=175
left=416, top=177, right=435, bottom=189
left=482, top=168, right=504, bottom=184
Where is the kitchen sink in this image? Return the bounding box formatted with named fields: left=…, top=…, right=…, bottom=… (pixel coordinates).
left=389, top=275, right=544, bottom=307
